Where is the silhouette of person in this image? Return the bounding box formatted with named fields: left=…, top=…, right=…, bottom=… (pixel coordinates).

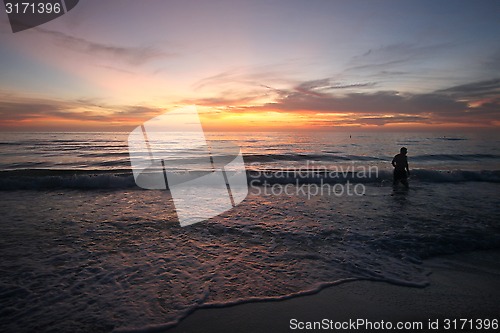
left=392, top=147, right=410, bottom=188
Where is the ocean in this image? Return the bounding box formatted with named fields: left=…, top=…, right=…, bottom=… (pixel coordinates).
left=1, top=131, right=499, bottom=332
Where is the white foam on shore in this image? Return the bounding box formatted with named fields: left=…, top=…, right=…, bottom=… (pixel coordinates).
left=0, top=182, right=499, bottom=332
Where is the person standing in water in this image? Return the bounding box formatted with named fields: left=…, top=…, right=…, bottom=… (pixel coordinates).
left=392, top=147, right=410, bottom=188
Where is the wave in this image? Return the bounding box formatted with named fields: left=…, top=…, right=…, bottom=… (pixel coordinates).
left=435, top=137, right=467, bottom=141
left=248, top=168, right=500, bottom=185
left=411, top=153, right=499, bottom=161
left=243, top=153, right=386, bottom=163
left=1, top=168, right=499, bottom=190
left=0, top=169, right=136, bottom=190
left=242, top=152, right=500, bottom=163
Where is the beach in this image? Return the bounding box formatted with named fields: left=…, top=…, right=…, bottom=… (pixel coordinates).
left=0, top=132, right=499, bottom=332
left=166, top=250, right=500, bottom=333
left=1, top=182, right=499, bottom=332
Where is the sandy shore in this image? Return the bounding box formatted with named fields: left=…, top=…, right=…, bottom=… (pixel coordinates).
left=166, top=250, right=500, bottom=332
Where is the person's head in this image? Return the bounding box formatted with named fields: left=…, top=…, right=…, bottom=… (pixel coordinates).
left=400, top=147, right=408, bottom=155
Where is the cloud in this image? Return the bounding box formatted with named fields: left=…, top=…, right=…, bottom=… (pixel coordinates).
left=250, top=90, right=467, bottom=116
left=33, top=27, right=177, bottom=66
left=112, top=105, right=164, bottom=118
left=0, top=93, right=163, bottom=124
left=436, top=78, right=500, bottom=99
left=347, top=42, right=453, bottom=72
left=342, top=42, right=456, bottom=86
left=182, top=96, right=261, bottom=108
left=187, top=74, right=499, bottom=126
left=294, top=78, right=376, bottom=96
left=95, top=65, right=136, bottom=75
left=3, top=73, right=497, bottom=129
left=190, top=74, right=377, bottom=111
left=345, top=58, right=409, bottom=73
left=309, top=114, right=429, bottom=127
left=355, top=115, right=428, bottom=125
left=192, top=64, right=302, bottom=92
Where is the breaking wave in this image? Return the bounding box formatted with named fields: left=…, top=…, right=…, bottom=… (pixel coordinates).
left=1, top=168, right=499, bottom=190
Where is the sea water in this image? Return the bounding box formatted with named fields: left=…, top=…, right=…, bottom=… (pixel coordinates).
left=0, top=131, right=499, bottom=332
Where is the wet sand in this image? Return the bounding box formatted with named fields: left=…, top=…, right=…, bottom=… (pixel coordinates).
left=165, top=250, right=500, bottom=333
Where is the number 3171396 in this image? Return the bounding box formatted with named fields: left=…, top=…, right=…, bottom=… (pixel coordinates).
left=5, top=2, right=62, bottom=14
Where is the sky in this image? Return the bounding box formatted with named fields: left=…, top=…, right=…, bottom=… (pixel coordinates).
left=0, top=0, right=499, bottom=131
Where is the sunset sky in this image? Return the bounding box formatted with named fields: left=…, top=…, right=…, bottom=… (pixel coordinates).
left=0, top=0, right=499, bottom=131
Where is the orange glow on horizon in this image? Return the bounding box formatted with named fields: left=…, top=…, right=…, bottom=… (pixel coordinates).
left=1, top=101, right=498, bottom=132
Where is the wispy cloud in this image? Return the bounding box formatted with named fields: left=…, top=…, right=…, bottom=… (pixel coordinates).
left=294, top=78, right=376, bottom=96
left=186, top=74, right=500, bottom=126
left=0, top=93, right=163, bottom=125
left=2, top=74, right=498, bottom=129
left=33, top=27, right=177, bottom=66
left=192, top=69, right=377, bottom=108
left=436, top=78, right=500, bottom=99
left=192, top=64, right=302, bottom=92
left=347, top=43, right=453, bottom=70
left=308, top=114, right=429, bottom=127
left=248, top=90, right=466, bottom=115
